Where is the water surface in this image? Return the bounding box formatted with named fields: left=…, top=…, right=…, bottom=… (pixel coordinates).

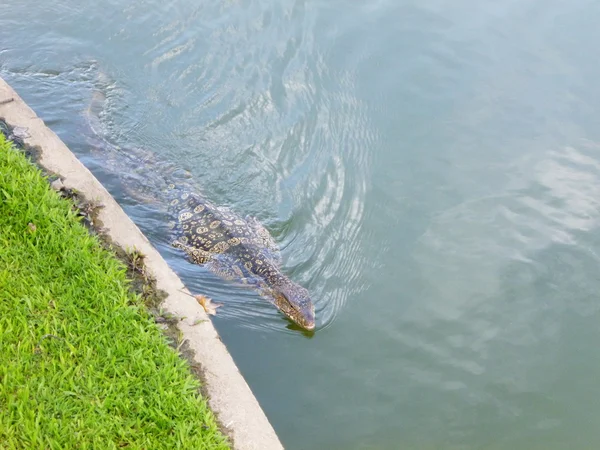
left=3, top=0, right=600, bottom=448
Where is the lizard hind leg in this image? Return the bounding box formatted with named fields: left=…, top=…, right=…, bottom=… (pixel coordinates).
left=205, top=255, right=242, bottom=282
left=205, top=255, right=263, bottom=289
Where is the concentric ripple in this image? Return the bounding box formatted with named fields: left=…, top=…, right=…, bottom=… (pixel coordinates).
left=74, top=7, right=381, bottom=331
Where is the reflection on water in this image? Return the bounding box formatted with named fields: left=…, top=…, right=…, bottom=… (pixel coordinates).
left=4, top=0, right=600, bottom=448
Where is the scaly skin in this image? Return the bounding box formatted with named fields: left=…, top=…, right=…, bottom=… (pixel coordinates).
left=83, top=81, right=315, bottom=330
left=167, top=185, right=315, bottom=330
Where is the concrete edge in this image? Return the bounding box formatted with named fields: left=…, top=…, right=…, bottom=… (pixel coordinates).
left=0, top=77, right=284, bottom=450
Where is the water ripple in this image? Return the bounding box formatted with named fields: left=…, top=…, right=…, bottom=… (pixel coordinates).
left=78, top=19, right=378, bottom=331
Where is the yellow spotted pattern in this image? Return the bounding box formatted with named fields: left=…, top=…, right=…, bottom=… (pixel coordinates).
left=168, top=188, right=281, bottom=285
left=179, top=212, right=193, bottom=221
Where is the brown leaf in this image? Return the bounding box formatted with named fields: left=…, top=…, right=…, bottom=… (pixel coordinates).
left=194, top=294, right=222, bottom=316
left=27, top=222, right=37, bottom=233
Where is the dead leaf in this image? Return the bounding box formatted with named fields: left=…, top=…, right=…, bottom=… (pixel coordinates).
left=194, top=295, right=222, bottom=316
left=28, top=222, right=37, bottom=233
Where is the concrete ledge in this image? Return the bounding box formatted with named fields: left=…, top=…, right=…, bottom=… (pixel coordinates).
left=0, top=77, right=284, bottom=450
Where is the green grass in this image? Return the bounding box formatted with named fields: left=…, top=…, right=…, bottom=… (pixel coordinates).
left=0, top=134, right=229, bottom=449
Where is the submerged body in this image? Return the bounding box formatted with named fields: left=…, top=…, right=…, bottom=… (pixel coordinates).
left=83, top=82, right=315, bottom=330
left=167, top=186, right=315, bottom=330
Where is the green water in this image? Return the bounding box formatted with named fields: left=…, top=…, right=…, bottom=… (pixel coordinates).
left=3, top=0, right=600, bottom=448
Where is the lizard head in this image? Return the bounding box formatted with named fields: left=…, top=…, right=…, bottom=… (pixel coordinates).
left=269, top=279, right=315, bottom=331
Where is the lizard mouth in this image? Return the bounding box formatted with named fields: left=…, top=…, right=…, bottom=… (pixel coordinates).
left=285, top=311, right=315, bottom=331
left=303, top=321, right=315, bottom=331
